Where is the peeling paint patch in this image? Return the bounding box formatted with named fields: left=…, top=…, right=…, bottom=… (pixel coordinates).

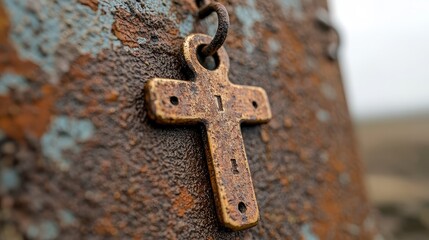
left=41, top=116, right=95, bottom=170
left=104, top=0, right=194, bottom=40
left=0, top=168, right=21, bottom=191
left=3, top=0, right=121, bottom=81
left=107, top=0, right=172, bottom=16
left=58, top=209, right=77, bottom=226
left=235, top=0, right=263, bottom=53
left=268, top=38, right=281, bottom=53
left=316, top=109, right=331, bottom=123
left=339, top=172, right=351, bottom=186
left=201, top=14, right=217, bottom=38
left=4, top=0, right=194, bottom=81
left=321, top=82, right=337, bottom=100
left=26, top=220, right=59, bottom=240
left=278, top=0, right=303, bottom=18
left=268, top=38, right=281, bottom=67
left=179, top=14, right=195, bottom=37
left=301, top=224, right=319, bottom=240
left=0, top=73, right=29, bottom=95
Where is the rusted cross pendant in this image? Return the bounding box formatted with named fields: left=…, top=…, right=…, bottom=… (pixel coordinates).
left=145, top=34, right=272, bottom=230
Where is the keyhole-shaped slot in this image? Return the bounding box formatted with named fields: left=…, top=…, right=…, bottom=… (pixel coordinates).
left=231, top=159, right=239, bottom=174
left=238, top=202, right=247, bottom=213
left=215, top=95, right=223, bottom=111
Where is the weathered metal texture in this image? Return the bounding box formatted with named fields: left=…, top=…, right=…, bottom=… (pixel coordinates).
left=0, top=0, right=379, bottom=239
left=146, top=34, right=271, bottom=230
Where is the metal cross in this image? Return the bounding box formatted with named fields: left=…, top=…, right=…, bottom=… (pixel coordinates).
left=145, top=34, right=272, bottom=230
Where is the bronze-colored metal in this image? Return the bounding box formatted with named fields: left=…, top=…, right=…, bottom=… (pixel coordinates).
left=198, top=2, right=229, bottom=57
left=145, top=34, right=272, bottom=230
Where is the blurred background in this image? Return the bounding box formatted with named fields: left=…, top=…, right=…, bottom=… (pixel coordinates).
left=329, top=0, right=429, bottom=239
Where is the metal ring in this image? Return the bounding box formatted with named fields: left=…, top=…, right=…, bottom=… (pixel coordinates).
left=198, top=2, right=230, bottom=57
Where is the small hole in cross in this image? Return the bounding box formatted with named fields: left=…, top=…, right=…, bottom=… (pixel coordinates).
left=252, top=101, right=258, bottom=109
left=170, top=96, right=179, bottom=105
left=231, top=159, right=239, bottom=174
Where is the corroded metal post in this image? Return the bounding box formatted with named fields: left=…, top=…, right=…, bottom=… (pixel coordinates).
left=0, top=0, right=377, bottom=239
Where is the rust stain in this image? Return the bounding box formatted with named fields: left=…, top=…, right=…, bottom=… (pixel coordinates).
left=112, top=8, right=141, bottom=48
left=105, top=90, right=119, bottom=102
left=0, top=2, right=39, bottom=78
left=312, top=145, right=372, bottom=239
left=67, top=54, right=93, bottom=80
left=0, top=84, right=56, bottom=141
left=94, top=216, right=118, bottom=236
left=172, top=187, right=195, bottom=217
left=78, top=0, right=99, bottom=11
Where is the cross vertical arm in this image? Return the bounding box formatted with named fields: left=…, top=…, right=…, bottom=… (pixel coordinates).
left=204, top=120, right=259, bottom=230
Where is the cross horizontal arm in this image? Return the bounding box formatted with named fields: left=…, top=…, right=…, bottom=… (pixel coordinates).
left=229, top=85, right=272, bottom=123
left=145, top=78, right=208, bottom=124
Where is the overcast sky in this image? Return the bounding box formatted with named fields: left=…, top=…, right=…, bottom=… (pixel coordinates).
left=328, top=0, right=429, bottom=120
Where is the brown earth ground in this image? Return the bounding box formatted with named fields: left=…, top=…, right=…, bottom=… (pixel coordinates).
left=356, top=113, right=429, bottom=240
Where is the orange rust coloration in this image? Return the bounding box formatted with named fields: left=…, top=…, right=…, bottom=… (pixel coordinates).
left=0, top=3, right=54, bottom=142
left=112, top=8, right=142, bottom=48
left=94, top=216, right=119, bottom=236
left=67, top=54, right=93, bottom=80
left=0, top=3, right=39, bottom=78
left=172, top=187, right=195, bottom=217
left=78, top=0, right=99, bottom=11
left=105, top=90, right=120, bottom=102
left=0, top=84, right=56, bottom=142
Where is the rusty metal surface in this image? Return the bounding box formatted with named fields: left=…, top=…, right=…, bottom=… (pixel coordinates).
left=0, top=0, right=379, bottom=239
left=146, top=34, right=271, bottom=230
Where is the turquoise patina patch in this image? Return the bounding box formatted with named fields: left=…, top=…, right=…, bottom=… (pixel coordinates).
left=235, top=0, right=263, bottom=54
left=3, top=0, right=121, bottom=79
left=3, top=0, right=194, bottom=80
left=301, top=224, right=319, bottom=240
left=41, top=116, right=95, bottom=171
left=268, top=38, right=282, bottom=68
left=26, top=220, right=59, bottom=240
left=0, top=168, right=21, bottom=191
left=279, top=0, right=303, bottom=18
left=0, top=73, right=29, bottom=95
